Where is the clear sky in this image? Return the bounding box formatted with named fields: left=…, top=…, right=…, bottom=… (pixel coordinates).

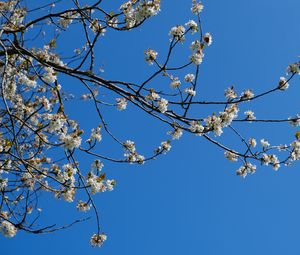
left=2, top=0, right=300, bottom=254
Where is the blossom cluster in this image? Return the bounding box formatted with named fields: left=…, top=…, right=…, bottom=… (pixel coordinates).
left=120, top=0, right=161, bottom=28
left=0, top=0, right=299, bottom=249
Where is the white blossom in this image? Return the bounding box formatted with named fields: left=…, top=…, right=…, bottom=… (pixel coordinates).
left=225, top=86, right=237, bottom=100
left=161, top=141, right=171, bottom=153
left=286, top=63, right=300, bottom=74
left=0, top=177, right=8, bottom=190
left=0, top=220, right=17, bottom=238
left=157, top=98, right=168, bottom=113
left=241, top=89, right=254, bottom=100
left=261, top=154, right=271, bottom=165
left=185, top=20, right=198, bottom=34
left=203, top=32, right=213, bottom=46
left=169, top=25, right=186, bottom=41
left=63, top=188, right=75, bottom=202
left=91, top=160, right=104, bottom=171
left=244, top=110, right=256, bottom=120
left=189, top=121, right=204, bottom=135
left=106, top=179, right=116, bottom=191
left=145, top=89, right=160, bottom=101
left=224, top=151, right=238, bottom=162
left=249, top=138, right=257, bottom=147
left=90, top=20, right=106, bottom=35
left=191, top=0, right=204, bottom=14
left=48, top=114, right=66, bottom=133
left=43, top=67, right=57, bottom=84
left=184, top=73, right=195, bottom=83
left=116, top=98, right=128, bottom=111
left=184, top=87, right=196, bottom=96
left=61, top=134, right=82, bottom=150
left=170, top=78, right=181, bottom=89
left=18, top=73, right=37, bottom=88
left=190, top=52, right=203, bottom=65
left=90, top=233, right=107, bottom=247
left=260, top=139, right=270, bottom=148
left=77, top=200, right=91, bottom=212
left=288, top=115, right=300, bottom=127
left=90, top=126, right=102, bottom=142
left=190, top=40, right=202, bottom=52
left=123, top=140, right=136, bottom=153
left=236, top=162, right=256, bottom=178
left=278, top=77, right=289, bottom=90
left=107, top=17, right=118, bottom=28
left=144, top=49, right=158, bottom=65
left=86, top=172, right=107, bottom=194
left=167, top=128, right=183, bottom=140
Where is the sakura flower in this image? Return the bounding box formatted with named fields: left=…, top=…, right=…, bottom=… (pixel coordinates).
left=43, top=67, right=57, bottom=84
left=169, top=25, right=186, bottom=41
left=224, top=151, right=238, bottom=162
left=184, top=73, right=195, bottom=83
left=170, top=78, right=181, bottom=89
left=244, top=110, right=256, bottom=120
left=191, top=0, right=204, bottom=14
left=167, top=128, right=183, bottom=140
left=90, top=233, right=107, bottom=247
left=157, top=98, right=168, bottom=113
left=116, top=98, right=127, bottom=111
left=184, top=87, right=196, bottom=96
left=185, top=20, right=198, bottom=34
left=203, top=32, right=212, bottom=46
left=0, top=220, right=17, bottom=238
left=241, top=89, right=254, bottom=100
left=278, top=77, right=289, bottom=90
left=260, top=139, right=270, bottom=148
left=249, top=138, right=257, bottom=147
left=144, top=49, right=158, bottom=65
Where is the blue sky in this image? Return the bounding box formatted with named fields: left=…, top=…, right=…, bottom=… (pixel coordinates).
left=2, top=0, right=300, bottom=254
